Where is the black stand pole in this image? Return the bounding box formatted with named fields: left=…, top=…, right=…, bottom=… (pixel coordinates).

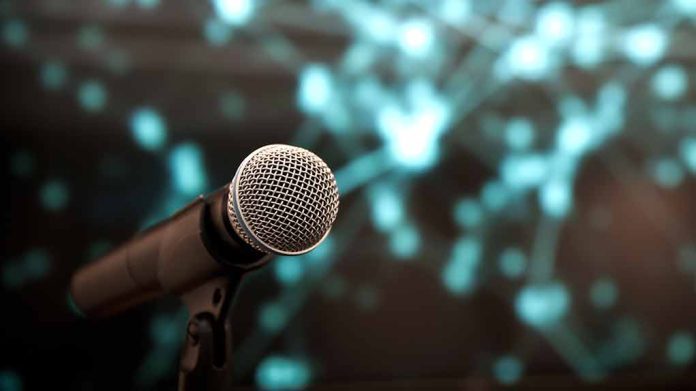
left=177, top=272, right=243, bottom=391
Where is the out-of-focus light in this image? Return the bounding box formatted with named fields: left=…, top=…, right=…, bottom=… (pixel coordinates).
left=106, top=0, right=131, bottom=8
left=322, top=274, right=346, bottom=300
left=40, top=60, right=67, bottom=90
left=680, top=137, right=696, bottom=173
left=377, top=84, right=451, bottom=171
left=204, top=17, right=232, bottom=46
left=651, top=158, right=685, bottom=188
left=557, top=116, right=594, bottom=155
left=481, top=181, right=510, bottom=211
left=516, top=282, right=570, bottom=328
left=442, top=237, right=482, bottom=295
left=297, top=64, right=332, bottom=115
left=219, top=91, right=245, bottom=120
left=360, top=9, right=395, bottom=44
left=438, top=0, right=471, bottom=24
left=274, top=257, right=305, bottom=285
left=256, top=356, right=311, bottom=390
left=397, top=18, right=434, bottom=57
left=3, top=18, right=27, bottom=47
left=501, top=36, right=552, bottom=81
left=667, top=331, right=695, bottom=366
left=672, top=0, right=696, bottom=15
left=149, top=314, right=181, bottom=347
left=78, top=80, right=107, bottom=112
left=454, top=198, right=483, bottom=229
left=130, top=107, right=168, bottom=151
left=501, top=154, right=548, bottom=190
left=212, top=0, right=254, bottom=26
left=590, top=277, right=618, bottom=309
left=493, top=355, right=524, bottom=385
left=539, top=180, right=573, bottom=218
left=169, top=143, right=208, bottom=196
left=23, top=248, right=51, bottom=278
left=652, top=65, right=688, bottom=100
left=535, top=2, right=574, bottom=46
left=259, top=302, right=288, bottom=332
left=78, top=24, right=104, bottom=50
left=0, top=371, right=21, bottom=391
left=369, top=185, right=404, bottom=232
left=621, top=24, right=668, bottom=66
left=505, top=118, right=535, bottom=150
left=136, top=0, right=160, bottom=9
left=389, top=223, right=420, bottom=259
left=40, top=179, right=69, bottom=211
left=499, top=248, right=527, bottom=279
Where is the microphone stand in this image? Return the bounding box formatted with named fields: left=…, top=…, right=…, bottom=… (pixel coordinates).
left=177, top=273, right=243, bottom=391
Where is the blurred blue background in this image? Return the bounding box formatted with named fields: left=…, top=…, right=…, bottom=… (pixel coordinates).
left=1, top=0, right=696, bottom=389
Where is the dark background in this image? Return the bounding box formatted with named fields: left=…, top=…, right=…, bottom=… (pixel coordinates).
left=2, top=0, right=696, bottom=389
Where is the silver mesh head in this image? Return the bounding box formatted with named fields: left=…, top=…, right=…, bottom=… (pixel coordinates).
left=227, top=144, right=340, bottom=255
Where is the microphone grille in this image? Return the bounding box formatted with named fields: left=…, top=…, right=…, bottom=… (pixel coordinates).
left=227, top=144, right=339, bottom=255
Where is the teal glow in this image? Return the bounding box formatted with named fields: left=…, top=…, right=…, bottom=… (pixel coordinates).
left=305, top=236, right=334, bottom=265
left=169, top=143, right=208, bottom=196
left=23, top=249, right=50, bottom=278
left=219, top=91, right=245, bottom=120
left=40, top=179, right=69, bottom=211
left=672, top=0, right=696, bottom=15
left=505, top=118, right=535, bottom=150
left=590, top=277, right=618, bottom=309
left=622, top=24, right=668, bottom=66
left=667, top=331, right=695, bottom=366
left=442, top=237, right=482, bottom=295
left=78, top=24, right=104, bottom=50
left=539, top=180, right=572, bottom=218
left=86, top=240, right=112, bottom=261
left=78, top=80, right=107, bottom=112
left=453, top=198, right=483, bottom=228
left=274, top=257, right=304, bottom=285
left=572, top=8, right=605, bottom=68
left=516, top=282, right=570, bottom=328
left=0, top=370, right=21, bottom=391
left=369, top=185, right=403, bottom=232
left=438, top=0, right=471, bottom=24
left=40, top=61, right=67, bottom=90
left=204, top=18, right=232, bottom=46
left=130, top=107, right=168, bottom=151
left=10, top=150, right=34, bottom=178
left=149, top=314, right=180, bottom=347
left=557, top=116, right=594, bottom=155
left=256, top=356, right=310, bottom=390
left=652, top=65, right=688, bottom=100
left=297, top=64, right=332, bottom=115
left=106, top=50, right=131, bottom=75
left=678, top=245, right=696, bottom=272
left=106, top=0, right=130, bottom=8
left=481, top=181, right=510, bottom=211
left=259, top=302, right=288, bottom=332
left=651, top=158, right=684, bottom=188
left=389, top=223, right=420, bottom=259
left=397, top=18, right=434, bottom=57
left=501, top=154, right=548, bottom=190
left=535, top=2, right=574, bottom=46
left=499, top=248, right=526, bottom=279
left=359, top=9, right=395, bottom=44
left=136, top=0, right=160, bottom=9
left=377, top=83, right=450, bottom=170
left=493, top=355, right=524, bottom=385
left=679, top=137, right=696, bottom=173
left=501, top=35, right=552, bottom=81
left=212, top=0, right=254, bottom=26
left=3, top=18, right=27, bottom=47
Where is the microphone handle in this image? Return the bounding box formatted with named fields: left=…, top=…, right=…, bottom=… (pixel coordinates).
left=69, top=187, right=266, bottom=318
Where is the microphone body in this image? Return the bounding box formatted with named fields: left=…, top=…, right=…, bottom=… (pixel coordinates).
left=70, top=187, right=267, bottom=317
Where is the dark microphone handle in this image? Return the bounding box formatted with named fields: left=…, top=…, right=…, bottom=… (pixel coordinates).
left=70, top=188, right=267, bottom=318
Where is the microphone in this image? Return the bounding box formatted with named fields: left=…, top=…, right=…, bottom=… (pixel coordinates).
left=69, top=144, right=340, bottom=318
